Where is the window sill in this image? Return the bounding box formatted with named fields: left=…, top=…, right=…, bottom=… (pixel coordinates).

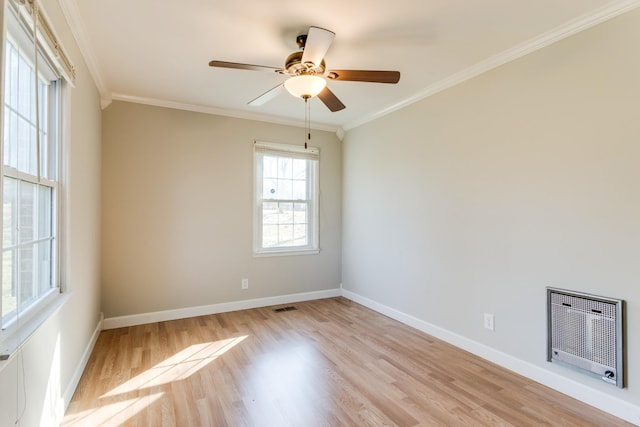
left=0, top=292, right=71, bottom=364
left=253, top=248, right=320, bottom=258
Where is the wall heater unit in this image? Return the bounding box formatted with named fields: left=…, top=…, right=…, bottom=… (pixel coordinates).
left=547, top=287, right=625, bottom=388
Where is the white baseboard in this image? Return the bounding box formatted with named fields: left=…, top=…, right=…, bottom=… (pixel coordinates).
left=97, top=287, right=640, bottom=424
left=103, top=288, right=342, bottom=330
left=341, top=289, right=640, bottom=426
left=63, top=312, right=103, bottom=410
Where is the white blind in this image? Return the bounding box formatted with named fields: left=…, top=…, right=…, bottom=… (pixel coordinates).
left=254, top=140, right=319, bottom=161
left=8, top=0, right=76, bottom=84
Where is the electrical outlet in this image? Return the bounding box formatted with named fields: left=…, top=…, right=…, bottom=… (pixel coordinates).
left=241, top=278, right=249, bottom=290
left=484, top=313, right=495, bottom=331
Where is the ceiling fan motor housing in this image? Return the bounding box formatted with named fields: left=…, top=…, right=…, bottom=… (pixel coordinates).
left=283, top=51, right=326, bottom=76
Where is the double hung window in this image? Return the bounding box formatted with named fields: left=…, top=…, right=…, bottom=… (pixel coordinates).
left=1, top=3, right=62, bottom=335
left=254, top=141, right=319, bottom=255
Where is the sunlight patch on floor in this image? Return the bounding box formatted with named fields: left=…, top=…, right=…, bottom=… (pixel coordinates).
left=101, top=335, right=247, bottom=398
left=62, top=392, right=164, bottom=426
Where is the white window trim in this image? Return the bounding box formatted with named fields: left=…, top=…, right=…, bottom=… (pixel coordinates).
left=0, top=0, right=70, bottom=362
left=253, top=141, right=320, bottom=257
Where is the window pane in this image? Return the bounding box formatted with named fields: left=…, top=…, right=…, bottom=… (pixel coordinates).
left=3, top=107, right=17, bottom=168
left=292, top=180, right=306, bottom=200
left=277, top=179, right=292, bottom=200
left=292, top=159, right=306, bottom=180
left=260, top=155, right=309, bottom=200
left=262, top=178, right=277, bottom=199
left=278, top=202, right=293, bottom=227
left=278, top=224, right=294, bottom=246
left=263, top=156, right=277, bottom=179
left=17, top=115, right=28, bottom=171
left=19, top=181, right=36, bottom=244
left=19, top=245, right=35, bottom=309
left=40, top=129, right=49, bottom=178
left=293, top=224, right=307, bottom=246
left=4, top=40, right=56, bottom=178
left=38, top=185, right=53, bottom=238
left=262, top=224, right=278, bottom=248
left=29, top=121, right=37, bottom=174
left=36, top=239, right=52, bottom=295
left=262, top=202, right=278, bottom=225
left=293, top=203, right=307, bottom=224
left=8, top=44, right=19, bottom=108
left=18, top=56, right=31, bottom=118
left=3, top=177, right=18, bottom=247
left=29, top=68, right=37, bottom=122
left=260, top=201, right=310, bottom=249
left=2, top=249, right=17, bottom=322
left=277, top=157, right=292, bottom=179
left=17, top=116, right=37, bottom=175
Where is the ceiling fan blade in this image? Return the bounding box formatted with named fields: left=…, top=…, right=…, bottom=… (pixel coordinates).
left=327, top=70, right=400, bottom=84
left=317, top=87, right=345, bottom=112
left=248, top=83, right=285, bottom=106
left=301, top=27, right=335, bottom=68
left=209, top=60, right=281, bottom=73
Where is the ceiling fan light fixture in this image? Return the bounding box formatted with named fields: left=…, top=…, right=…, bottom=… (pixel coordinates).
left=284, top=74, right=326, bottom=99
left=209, top=26, right=399, bottom=112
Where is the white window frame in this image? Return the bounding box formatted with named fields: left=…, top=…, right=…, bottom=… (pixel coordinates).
left=0, top=0, right=68, bottom=360
left=253, top=141, right=320, bottom=256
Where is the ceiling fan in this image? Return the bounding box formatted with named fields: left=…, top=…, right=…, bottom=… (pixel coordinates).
left=209, top=26, right=401, bottom=112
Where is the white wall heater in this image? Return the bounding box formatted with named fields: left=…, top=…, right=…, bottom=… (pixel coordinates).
left=547, top=287, right=625, bottom=388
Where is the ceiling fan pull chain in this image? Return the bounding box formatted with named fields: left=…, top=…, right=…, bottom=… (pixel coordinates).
left=305, top=96, right=310, bottom=149
left=308, top=99, right=312, bottom=147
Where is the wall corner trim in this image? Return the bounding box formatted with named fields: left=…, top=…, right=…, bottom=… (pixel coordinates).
left=100, top=94, right=113, bottom=110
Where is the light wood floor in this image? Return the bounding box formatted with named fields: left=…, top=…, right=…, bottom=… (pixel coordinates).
left=64, top=298, right=631, bottom=426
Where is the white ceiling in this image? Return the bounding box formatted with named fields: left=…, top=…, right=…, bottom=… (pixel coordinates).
left=60, top=0, right=639, bottom=131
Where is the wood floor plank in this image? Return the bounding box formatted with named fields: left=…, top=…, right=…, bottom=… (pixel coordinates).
left=63, top=298, right=632, bottom=426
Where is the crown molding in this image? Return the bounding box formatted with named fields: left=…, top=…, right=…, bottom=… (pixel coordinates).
left=343, top=0, right=640, bottom=131
left=59, top=0, right=640, bottom=134
left=110, top=93, right=340, bottom=133
left=58, top=0, right=110, bottom=102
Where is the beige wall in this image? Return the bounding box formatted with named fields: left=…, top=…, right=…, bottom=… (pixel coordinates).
left=343, top=7, right=640, bottom=412
left=101, top=102, right=342, bottom=318
left=0, top=0, right=103, bottom=425
left=2, top=0, right=636, bottom=423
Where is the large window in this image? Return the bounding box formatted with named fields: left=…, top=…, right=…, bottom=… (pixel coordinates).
left=1, top=5, right=62, bottom=332
left=254, top=141, right=319, bottom=255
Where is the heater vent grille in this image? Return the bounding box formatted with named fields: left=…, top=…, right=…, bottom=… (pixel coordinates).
left=547, top=287, right=624, bottom=388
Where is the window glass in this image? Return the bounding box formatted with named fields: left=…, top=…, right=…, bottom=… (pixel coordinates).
left=2, top=25, right=60, bottom=326
left=254, top=143, right=318, bottom=255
